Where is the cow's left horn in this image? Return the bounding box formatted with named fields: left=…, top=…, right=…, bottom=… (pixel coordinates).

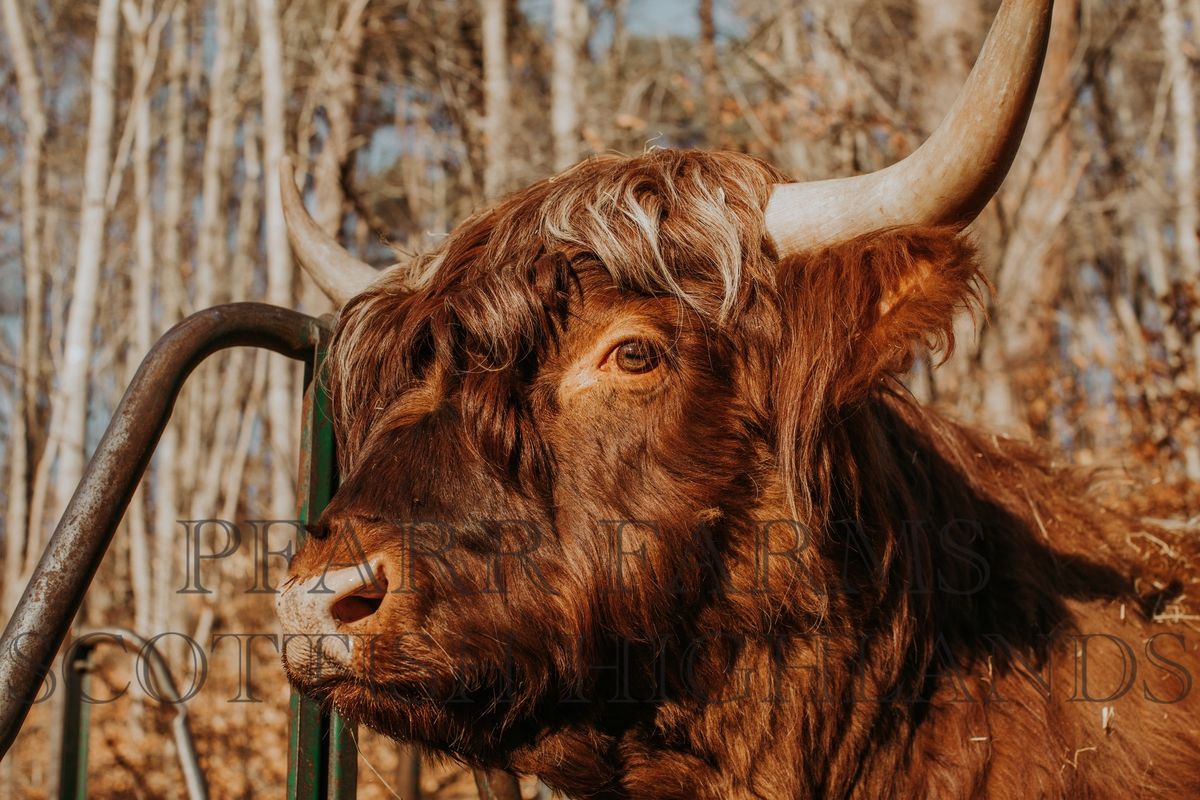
left=280, top=156, right=378, bottom=306
left=765, top=0, right=1054, bottom=255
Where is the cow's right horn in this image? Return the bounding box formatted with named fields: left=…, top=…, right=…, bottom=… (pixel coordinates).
left=765, top=0, right=1054, bottom=256
left=280, top=156, right=378, bottom=306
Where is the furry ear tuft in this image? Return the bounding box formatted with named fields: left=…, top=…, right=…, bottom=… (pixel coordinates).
left=848, top=229, right=984, bottom=393
left=777, top=226, right=985, bottom=408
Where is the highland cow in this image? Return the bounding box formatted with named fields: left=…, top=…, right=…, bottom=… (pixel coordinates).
left=275, top=1, right=1200, bottom=797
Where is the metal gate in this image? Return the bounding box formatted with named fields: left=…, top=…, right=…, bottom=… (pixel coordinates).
left=0, top=303, right=522, bottom=800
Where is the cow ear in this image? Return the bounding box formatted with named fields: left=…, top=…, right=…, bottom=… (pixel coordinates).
left=777, top=227, right=984, bottom=407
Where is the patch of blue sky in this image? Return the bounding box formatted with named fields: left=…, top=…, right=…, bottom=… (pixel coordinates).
left=520, top=0, right=746, bottom=48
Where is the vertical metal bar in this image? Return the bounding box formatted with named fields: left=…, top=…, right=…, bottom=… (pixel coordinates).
left=315, top=355, right=359, bottom=800
left=287, top=327, right=358, bottom=799
left=472, top=769, right=523, bottom=800
left=57, top=640, right=94, bottom=800
left=399, top=746, right=422, bottom=799
left=287, top=688, right=327, bottom=800
left=325, top=712, right=358, bottom=800
left=289, top=348, right=329, bottom=800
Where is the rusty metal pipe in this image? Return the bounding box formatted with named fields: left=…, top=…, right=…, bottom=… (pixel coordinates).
left=71, top=626, right=209, bottom=800
left=0, top=303, right=326, bottom=758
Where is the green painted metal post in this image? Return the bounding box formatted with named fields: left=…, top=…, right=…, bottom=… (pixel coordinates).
left=287, top=329, right=359, bottom=800
left=284, top=317, right=520, bottom=800
left=57, top=640, right=95, bottom=800
left=326, top=711, right=359, bottom=798
left=286, top=688, right=328, bottom=800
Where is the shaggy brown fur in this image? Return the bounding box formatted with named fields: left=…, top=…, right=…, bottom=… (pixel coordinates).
left=282, top=150, right=1200, bottom=799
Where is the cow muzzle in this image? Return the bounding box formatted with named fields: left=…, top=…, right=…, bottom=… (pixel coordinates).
left=276, top=558, right=388, bottom=673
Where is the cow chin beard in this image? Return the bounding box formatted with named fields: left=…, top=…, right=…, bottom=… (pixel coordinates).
left=290, top=669, right=553, bottom=764
left=282, top=646, right=545, bottom=746
left=282, top=665, right=443, bottom=738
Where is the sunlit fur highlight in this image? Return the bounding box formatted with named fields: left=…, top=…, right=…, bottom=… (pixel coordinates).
left=328, top=150, right=782, bottom=471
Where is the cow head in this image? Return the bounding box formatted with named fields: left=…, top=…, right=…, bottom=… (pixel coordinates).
left=275, top=0, right=1052, bottom=772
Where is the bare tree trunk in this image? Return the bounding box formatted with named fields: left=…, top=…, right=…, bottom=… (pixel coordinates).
left=0, top=0, right=48, bottom=618
left=36, top=4, right=121, bottom=790
left=698, top=0, right=720, bottom=143
left=222, top=352, right=269, bottom=522
left=192, top=126, right=262, bottom=621
left=914, top=0, right=982, bottom=134
left=314, top=1, right=368, bottom=231
left=50, top=0, right=121, bottom=526
left=182, top=0, right=242, bottom=535
left=481, top=0, right=510, bottom=196
left=552, top=0, right=580, bottom=170
left=304, top=0, right=368, bottom=319
left=195, top=0, right=239, bottom=310
left=778, top=2, right=799, bottom=71
left=1160, top=0, right=1200, bottom=477
left=152, top=0, right=187, bottom=644
left=806, top=0, right=855, bottom=174
left=164, top=5, right=208, bottom=672
left=192, top=126, right=262, bottom=520
left=121, top=0, right=163, bottom=641
left=313, top=0, right=369, bottom=235
left=974, top=0, right=1078, bottom=432
left=0, top=3, right=47, bottom=792
left=256, top=0, right=297, bottom=519
left=604, top=0, right=626, bottom=145
left=122, top=0, right=157, bottom=739
left=1164, top=0, right=1200, bottom=285
left=768, top=2, right=808, bottom=178
left=1104, top=56, right=1186, bottom=475
left=909, top=0, right=984, bottom=406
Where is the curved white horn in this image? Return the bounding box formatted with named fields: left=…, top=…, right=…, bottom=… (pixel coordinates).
left=280, top=156, right=378, bottom=306
left=765, top=0, right=1055, bottom=255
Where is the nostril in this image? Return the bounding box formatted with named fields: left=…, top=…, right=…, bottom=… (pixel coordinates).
left=331, top=592, right=384, bottom=625
left=330, top=565, right=388, bottom=625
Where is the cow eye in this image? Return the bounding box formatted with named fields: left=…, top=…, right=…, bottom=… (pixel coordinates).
left=610, top=340, right=662, bottom=374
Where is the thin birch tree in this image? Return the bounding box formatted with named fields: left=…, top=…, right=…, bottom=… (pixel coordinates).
left=313, top=0, right=370, bottom=237
left=48, top=0, right=122, bottom=526
left=482, top=0, right=511, bottom=197
left=0, top=0, right=48, bottom=618
left=121, top=0, right=167, bottom=639
left=552, top=0, right=580, bottom=171
left=1160, top=0, right=1200, bottom=476
left=698, top=0, right=720, bottom=143
left=256, top=0, right=297, bottom=520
